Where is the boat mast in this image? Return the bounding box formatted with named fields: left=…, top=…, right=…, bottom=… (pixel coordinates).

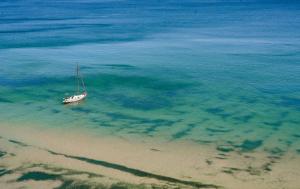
left=76, top=64, right=86, bottom=93
left=81, top=76, right=86, bottom=92
left=77, top=64, right=80, bottom=94
left=79, top=66, right=86, bottom=92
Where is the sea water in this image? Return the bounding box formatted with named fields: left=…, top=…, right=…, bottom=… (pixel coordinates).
left=0, top=0, right=300, bottom=161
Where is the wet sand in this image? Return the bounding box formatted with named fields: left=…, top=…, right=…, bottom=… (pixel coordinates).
left=0, top=123, right=299, bottom=189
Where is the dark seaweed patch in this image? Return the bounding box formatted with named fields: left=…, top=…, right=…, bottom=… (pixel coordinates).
left=285, top=140, right=292, bottom=147
left=90, top=118, right=114, bottom=128
left=193, top=139, right=212, bottom=144
left=0, top=97, right=13, bottom=103
left=143, top=122, right=171, bottom=134
left=18, top=171, right=105, bottom=189
left=267, top=147, right=285, bottom=156
left=24, top=101, right=33, bottom=105
left=52, top=109, right=61, bottom=114
left=127, top=131, right=140, bottom=134
left=172, top=123, right=197, bottom=139
left=262, top=163, right=272, bottom=172
left=0, top=169, right=12, bottom=177
left=71, top=107, right=94, bottom=114
left=296, top=149, right=300, bottom=154
left=58, top=181, right=165, bottom=189
left=206, top=160, right=213, bottom=165
left=8, top=139, right=29, bottom=147
left=0, top=169, right=6, bottom=174
left=88, top=74, right=194, bottom=110
left=206, top=128, right=232, bottom=133
left=105, top=112, right=145, bottom=122
left=150, top=148, right=160, bottom=152
left=37, top=106, right=47, bottom=111
left=0, top=150, right=7, bottom=158
left=57, top=180, right=104, bottom=189
left=105, top=112, right=177, bottom=134
left=46, top=150, right=219, bottom=188
left=239, top=140, right=263, bottom=151
left=143, top=118, right=178, bottom=134
left=17, top=171, right=60, bottom=181
left=110, top=183, right=136, bottom=189
left=222, top=169, right=234, bottom=174
left=218, top=153, right=227, bottom=157
left=205, top=107, right=231, bottom=119
left=292, top=134, right=300, bottom=138
left=135, top=115, right=174, bottom=127
left=109, top=183, right=151, bottom=189
left=109, top=95, right=171, bottom=110
left=29, top=163, right=104, bottom=180
left=232, top=114, right=254, bottom=123
left=222, top=167, right=243, bottom=175
left=244, top=129, right=253, bottom=133
left=223, top=166, right=265, bottom=176
left=263, top=121, right=282, bottom=128
left=88, top=73, right=191, bottom=92
left=216, top=145, right=234, bottom=153
left=246, top=166, right=261, bottom=176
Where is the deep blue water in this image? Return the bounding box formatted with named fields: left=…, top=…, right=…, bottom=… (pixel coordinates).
left=0, top=0, right=300, bottom=154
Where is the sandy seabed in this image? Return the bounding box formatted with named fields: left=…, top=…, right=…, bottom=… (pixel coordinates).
left=0, top=123, right=299, bottom=189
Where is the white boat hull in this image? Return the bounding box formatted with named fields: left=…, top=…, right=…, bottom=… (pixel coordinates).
left=63, top=92, right=87, bottom=104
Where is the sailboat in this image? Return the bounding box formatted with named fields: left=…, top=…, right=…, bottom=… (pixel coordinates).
left=63, top=64, right=87, bottom=104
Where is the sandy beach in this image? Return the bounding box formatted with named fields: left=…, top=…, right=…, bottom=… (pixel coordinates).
left=0, top=123, right=299, bottom=189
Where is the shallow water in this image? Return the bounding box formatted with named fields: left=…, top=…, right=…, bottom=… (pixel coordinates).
left=0, top=0, right=300, bottom=188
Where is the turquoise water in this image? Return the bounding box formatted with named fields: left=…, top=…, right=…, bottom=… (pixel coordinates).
left=0, top=0, right=300, bottom=155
